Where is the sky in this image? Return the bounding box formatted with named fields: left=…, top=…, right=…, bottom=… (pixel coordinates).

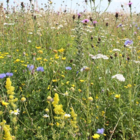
left=0, top=0, right=140, bottom=13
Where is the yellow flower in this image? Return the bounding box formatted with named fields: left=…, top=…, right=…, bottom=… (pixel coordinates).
left=38, top=50, right=43, bottom=54
left=52, top=79, right=58, bottom=82
left=64, top=91, right=68, bottom=96
left=47, top=96, right=52, bottom=101
left=92, top=134, right=100, bottom=139
left=58, top=48, right=65, bottom=53
left=137, top=36, right=140, bottom=40
left=88, top=97, right=93, bottom=101
left=45, top=108, right=49, bottom=112
left=3, top=125, right=13, bottom=140
left=2, top=101, right=9, bottom=107
left=36, top=57, right=42, bottom=61
left=115, top=94, right=120, bottom=99
left=36, top=46, right=41, bottom=49
left=62, top=57, right=66, bottom=60
left=80, top=80, right=84, bottom=82
left=14, top=59, right=20, bottom=62
left=56, top=122, right=59, bottom=127
left=78, top=89, right=82, bottom=92
left=0, top=111, right=3, bottom=115
left=21, top=97, right=26, bottom=102
left=52, top=93, right=59, bottom=106
left=44, top=58, right=48, bottom=62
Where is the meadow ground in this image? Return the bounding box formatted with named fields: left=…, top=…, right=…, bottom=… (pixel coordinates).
left=0, top=1, right=140, bottom=140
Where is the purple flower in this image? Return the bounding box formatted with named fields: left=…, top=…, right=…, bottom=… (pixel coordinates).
left=78, top=13, right=81, bottom=18
left=128, top=2, right=132, bottom=5
left=93, top=21, right=97, bottom=24
left=124, top=39, right=133, bottom=46
left=0, top=73, right=6, bottom=79
left=6, top=73, right=13, bottom=76
left=27, top=65, right=34, bottom=71
left=81, top=19, right=90, bottom=24
left=117, top=23, right=122, bottom=27
left=66, top=67, right=72, bottom=70
left=36, top=67, right=44, bottom=72
left=97, top=128, right=104, bottom=134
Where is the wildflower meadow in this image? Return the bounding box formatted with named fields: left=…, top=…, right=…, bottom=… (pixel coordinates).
left=0, top=0, right=140, bottom=139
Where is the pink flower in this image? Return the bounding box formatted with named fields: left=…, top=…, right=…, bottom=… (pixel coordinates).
left=128, top=2, right=132, bottom=5
left=81, top=19, right=90, bottom=24
left=93, top=21, right=97, bottom=24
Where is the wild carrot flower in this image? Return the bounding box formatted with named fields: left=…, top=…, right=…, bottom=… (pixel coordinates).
left=112, top=74, right=125, bottom=82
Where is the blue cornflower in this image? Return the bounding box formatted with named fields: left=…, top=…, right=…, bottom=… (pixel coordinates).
left=0, top=73, right=6, bottom=79
left=124, top=39, right=133, bottom=46
left=36, top=67, right=44, bottom=72
left=96, top=128, right=104, bottom=134
left=27, top=65, right=34, bottom=71
left=66, top=67, right=72, bottom=70
left=6, top=73, right=13, bottom=76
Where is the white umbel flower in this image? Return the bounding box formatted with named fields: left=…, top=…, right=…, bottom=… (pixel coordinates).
left=90, top=54, right=109, bottom=60
left=112, top=74, right=125, bottom=82
left=112, top=49, right=120, bottom=51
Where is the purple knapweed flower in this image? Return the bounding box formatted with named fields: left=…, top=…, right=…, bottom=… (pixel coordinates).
left=66, top=67, right=72, bottom=70
left=128, top=2, right=132, bottom=7
left=93, top=21, right=97, bottom=24
left=128, top=2, right=132, bottom=5
left=6, top=73, right=13, bottom=76
left=81, top=19, right=90, bottom=24
left=36, top=67, right=44, bottom=72
left=27, top=65, right=34, bottom=71
left=78, top=13, right=81, bottom=19
left=97, top=128, right=104, bottom=134
left=124, top=39, right=133, bottom=46
left=0, top=73, right=6, bottom=79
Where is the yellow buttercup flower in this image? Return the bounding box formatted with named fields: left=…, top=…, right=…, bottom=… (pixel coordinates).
left=92, top=134, right=100, bottom=139
left=115, top=94, right=120, bottom=99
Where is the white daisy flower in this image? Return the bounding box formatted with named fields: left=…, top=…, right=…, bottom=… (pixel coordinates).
left=43, top=114, right=49, bottom=118
left=11, top=109, right=20, bottom=115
